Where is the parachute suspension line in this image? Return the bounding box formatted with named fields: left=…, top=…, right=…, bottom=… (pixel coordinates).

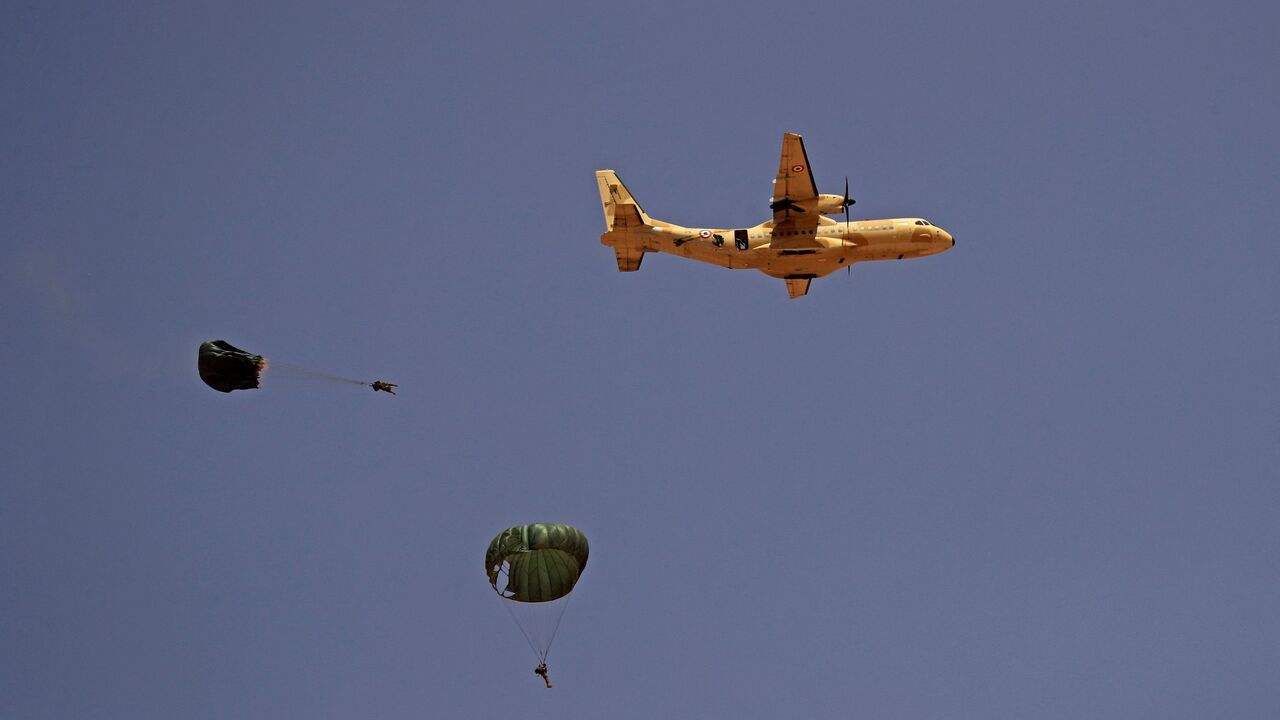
left=502, top=594, right=546, bottom=662
left=496, top=562, right=544, bottom=660
left=540, top=593, right=571, bottom=661
left=268, top=361, right=368, bottom=386
left=496, top=561, right=572, bottom=664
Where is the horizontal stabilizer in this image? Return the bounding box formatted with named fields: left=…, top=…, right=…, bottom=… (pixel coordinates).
left=784, top=277, right=812, bottom=299
left=614, top=246, right=645, bottom=272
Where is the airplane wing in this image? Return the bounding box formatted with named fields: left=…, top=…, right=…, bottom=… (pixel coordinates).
left=770, top=133, right=819, bottom=223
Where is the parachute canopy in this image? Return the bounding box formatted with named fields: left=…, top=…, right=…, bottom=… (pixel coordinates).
left=486, top=523, right=589, bottom=603
left=198, top=340, right=265, bottom=393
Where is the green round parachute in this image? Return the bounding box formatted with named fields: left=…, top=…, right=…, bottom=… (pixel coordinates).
left=486, top=523, right=589, bottom=668
left=486, top=523, right=589, bottom=603
left=198, top=340, right=265, bottom=393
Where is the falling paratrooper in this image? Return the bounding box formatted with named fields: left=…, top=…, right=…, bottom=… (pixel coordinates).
left=486, top=523, right=589, bottom=688
left=197, top=339, right=396, bottom=396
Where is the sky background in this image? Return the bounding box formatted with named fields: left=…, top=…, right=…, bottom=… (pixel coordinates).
left=2, top=1, right=1278, bottom=718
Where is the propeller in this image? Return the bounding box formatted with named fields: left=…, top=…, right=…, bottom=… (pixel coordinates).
left=843, top=177, right=851, bottom=226
left=844, top=177, right=854, bottom=276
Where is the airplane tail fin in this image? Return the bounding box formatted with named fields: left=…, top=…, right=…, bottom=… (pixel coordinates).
left=596, top=170, right=654, bottom=231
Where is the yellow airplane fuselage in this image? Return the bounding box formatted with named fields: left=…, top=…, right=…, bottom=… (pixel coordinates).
left=640, top=218, right=953, bottom=277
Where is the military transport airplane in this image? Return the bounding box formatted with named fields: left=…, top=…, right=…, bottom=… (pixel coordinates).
left=596, top=132, right=954, bottom=298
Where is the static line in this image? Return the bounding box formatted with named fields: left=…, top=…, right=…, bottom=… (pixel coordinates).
left=268, top=361, right=367, bottom=386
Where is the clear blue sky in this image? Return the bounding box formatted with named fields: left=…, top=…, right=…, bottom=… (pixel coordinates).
left=3, top=2, right=1278, bottom=718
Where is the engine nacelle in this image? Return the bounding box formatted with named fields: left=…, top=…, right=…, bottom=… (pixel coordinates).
left=815, top=194, right=850, bottom=215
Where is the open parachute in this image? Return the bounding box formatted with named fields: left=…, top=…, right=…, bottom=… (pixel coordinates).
left=198, top=340, right=265, bottom=393
left=486, top=523, right=589, bottom=678
left=197, top=339, right=396, bottom=396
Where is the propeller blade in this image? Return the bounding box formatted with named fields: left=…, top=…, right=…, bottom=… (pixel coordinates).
left=843, top=176, right=851, bottom=226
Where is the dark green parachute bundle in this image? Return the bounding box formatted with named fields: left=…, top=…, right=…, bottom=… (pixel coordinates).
left=486, top=523, right=589, bottom=603
left=198, top=340, right=265, bottom=393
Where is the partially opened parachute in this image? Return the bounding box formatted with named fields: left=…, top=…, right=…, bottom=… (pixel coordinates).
left=198, top=340, right=265, bottom=393
left=197, top=339, right=396, bottom=396
left=486, top=523, right=589, bottom=665
left=486, top=523, right=589, bottom=602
